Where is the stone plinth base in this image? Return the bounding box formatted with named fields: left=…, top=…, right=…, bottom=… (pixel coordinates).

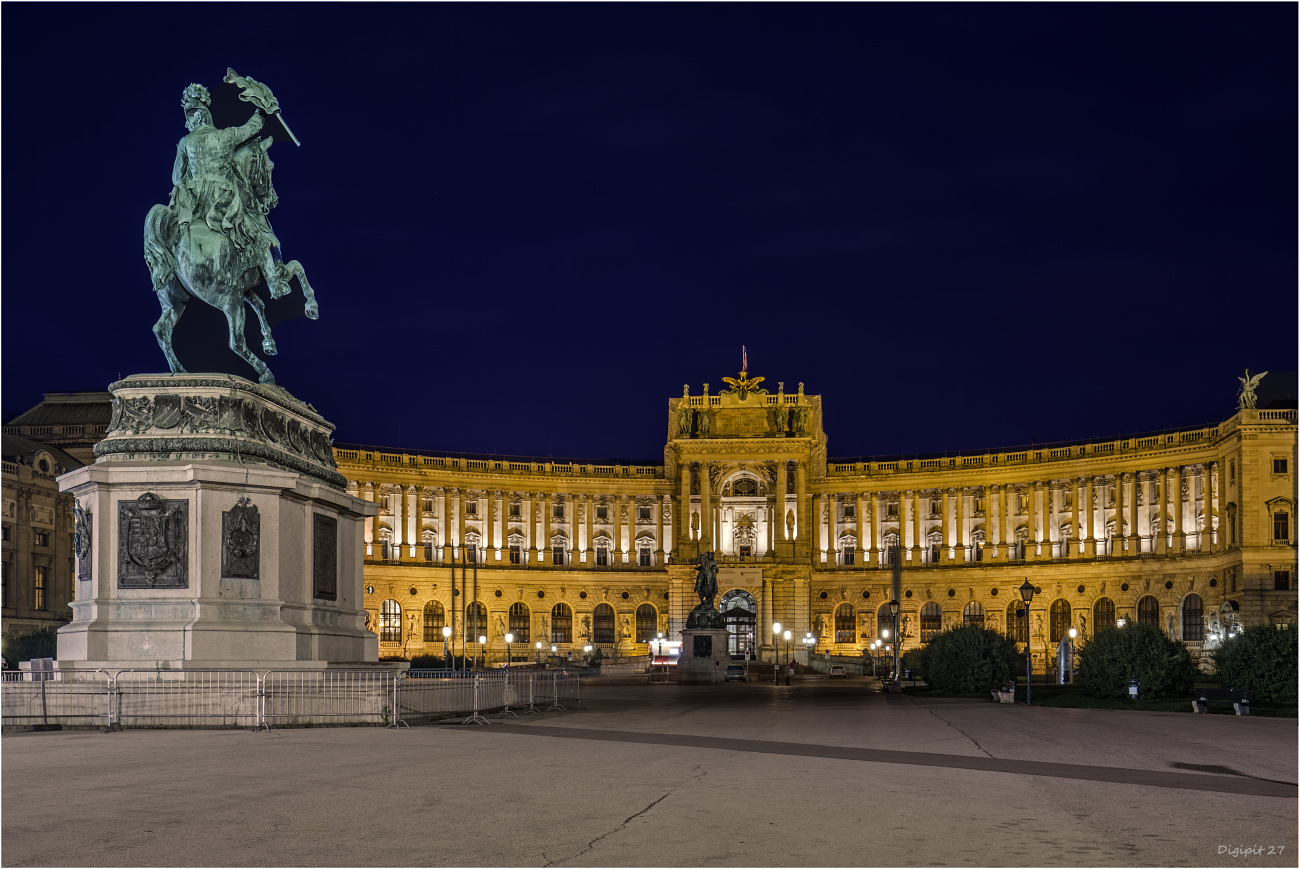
left=674, top=628, right=731, bottom=683
left=56, top=373, right=379, bottom=668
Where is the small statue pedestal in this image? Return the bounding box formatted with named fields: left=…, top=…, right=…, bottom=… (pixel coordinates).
left=674, top=601, right=730, bottom=683
left=55, top=373, right=379, bottom=670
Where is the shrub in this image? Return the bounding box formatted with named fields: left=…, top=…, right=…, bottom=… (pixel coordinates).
left=1213, top=623, right=1298, bottom=704
left=899, top=646, right=931, bottom=681
left=923, top=625, right=1022, bottom=693
left=1075, top=622, right=1199, bottom=701
left=2, top=627, right=59, bottom=669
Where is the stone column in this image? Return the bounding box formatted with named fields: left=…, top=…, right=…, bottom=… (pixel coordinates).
left=823, top=493, right=833, bottom=563
left=1206, top=463, right=1219, bottom=553
left=585, top=494, right=595, bottom=567
left=542, top=492, right=553, bottom=564
left=775, top=461, right=788, bottom=541
left=956, top=488, right=968, bottom=563
left=1115, top=473, right=1127, bottom=555
left=940, top=488, right=951, bottom=563
left=870, top=492, right=881, bottom=566
left=855, top=492, right=866, bottom=567
left=442, top=487, right=453, bottom=561
left=363, top=482, right=376, bottom=557
left=898, top=490, right=909, bottom=558
left=911, top=489, right=922, bottom=564
left=1025, top=482, right=1038, bottom=559
left=795, top=461, right=808, bottom=546
left=1155, top=471, right=1167, bottom=555
left=457, top=488, right=466, bottom=560
left=987, top=485, right=1000, bottom=561
left=526, top=492, right=538, bottom=564
left=1173, top=466, right=1185, bottom=554
left=656, top=494, right=665, bottom=564
left=1132, top=472, right=1144, bottom=554
left=680, top=463, right=692, bottom=547
left=611, top=493, right=623, bottom=565
left=701, top=465, right=713, bottom=550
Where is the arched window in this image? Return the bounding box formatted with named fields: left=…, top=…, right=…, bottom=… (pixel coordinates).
left=593, top=603, right=615, bottom=645
left=509, top=602, right=530, bottom=644
left=464, top=602, right=486, bottom=643
left=551, top=603, right=572, bottom=644
left=636, top=604, right=657, bottom=643
left=920, top=602, right=942, bottom=643
left=1182, top=594, right=1204, bottom=641
left=1093, top=597, right=1115, bottom=631
left=721, top=590, right=756, bottom=656
left=1049, top=599, right=1071, bottom=643
left=877, top=603, right=893, bottom=640
left=963, top=601, right=984, bottom=626
left=835, top=604, right=855, bottom=643
left=1006, top=602, right=1027, bottom=644
left=1137, top=595, right=1160, bottom=627
left=380, top=599, right=402, bottom=643
left=422, top=600, right=445, bottom=642
left=733, top=477, right=758, bottom=496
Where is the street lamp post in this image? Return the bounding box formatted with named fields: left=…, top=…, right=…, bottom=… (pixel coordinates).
left=535, top=640, right=542, bottom=664
left=442, top=625, right=452, bottom=670
left=782, top=629, right=792, bottom=685
left=887, top=599, right=900, bottom=682
left=505, top=633, right=514, bottom=671
left=478, top=634, right=486, bottom=671
left=1019, top=579, right=1036, bottom=706
left=772, top=622, right=782, bottom=684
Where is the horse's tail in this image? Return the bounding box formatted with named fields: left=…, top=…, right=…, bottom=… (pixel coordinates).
left=143, top=204, right=178, bottom=291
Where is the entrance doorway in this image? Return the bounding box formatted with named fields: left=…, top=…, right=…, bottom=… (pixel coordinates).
left=721, top=589, right=757, bottom=658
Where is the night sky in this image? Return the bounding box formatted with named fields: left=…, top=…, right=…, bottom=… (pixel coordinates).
left=3, top=4, right=1295, bottom=462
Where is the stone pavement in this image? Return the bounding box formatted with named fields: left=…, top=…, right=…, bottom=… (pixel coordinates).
left=2, top=678, right=1295, bottom=867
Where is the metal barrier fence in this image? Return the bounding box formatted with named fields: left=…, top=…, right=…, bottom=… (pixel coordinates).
left=2, top=668, right=586, bottom=730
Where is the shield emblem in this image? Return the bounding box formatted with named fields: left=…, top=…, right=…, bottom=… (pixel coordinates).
left=152, top=394, right=183, bottom=429
left=118, top=493, right=188, bottom=588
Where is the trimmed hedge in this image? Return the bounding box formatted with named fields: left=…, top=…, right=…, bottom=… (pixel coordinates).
left=1075, top=622, right=1198, bottom=700
left=2, top=627, right=59, bottom=669
left=1213, top=623, right=1297, bottom=704
left=923, top=625, right=1022, bottom=693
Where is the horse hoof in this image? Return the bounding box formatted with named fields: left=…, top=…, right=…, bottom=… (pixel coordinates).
left=305, top=302, right=319, bottom=320
left=263, top=340, right=278, bottom=356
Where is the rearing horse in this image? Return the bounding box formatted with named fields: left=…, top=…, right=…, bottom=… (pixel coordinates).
left=143, top=84, right=317, bottom=385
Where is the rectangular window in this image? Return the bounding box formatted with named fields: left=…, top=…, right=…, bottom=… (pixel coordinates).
left=509, top=503, right=521, bottom=518
left=596, top=506, right=608, bottom=521
left=33, top=565, right=48, bottom=610
left=843, top=549, right=855, bottom=566
left=552, top=546, right=564, bottom=565
left=637, top=507, right=651, bottom=522
left=639, top=548, right=652, bottom=566
left=1, top=524, right=10, bottom=542
left=596, top=546, right=608, bottom=566
left=509, top=544, right=521, bottom=564
left=2, top=560, right=9, bottom=607
left=33, top=531, right=49, bottom=547
left=1229, top=461, right=1235, bottom=481
left=1275, top=459, right=1288, bottom=474
left=465, top=502, right=478, bottom=516
left=886, top=503, right=898, bottom=517
left=1275, top=570, right=1291, bottom=591
left=843, top=505, right=856, bottom=520
left=421, top=499, right=434, bottom=513
left=466, top=544, right=477, bottom=564
left=739, top=544, right=752, bottom=557
left=553, top=505, right=564, bottom=519
left=1275, top=513, right=1289, bottom=541
left=423, top=543, right=433, bottom=561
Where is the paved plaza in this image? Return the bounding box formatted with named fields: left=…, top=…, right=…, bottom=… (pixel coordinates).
left=3, top=678, right=1296, bottom=867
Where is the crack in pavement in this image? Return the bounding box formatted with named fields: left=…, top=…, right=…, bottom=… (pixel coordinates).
left=925, top=707, right=994, bottom=758
left=544, top=792, right=672, bottom=866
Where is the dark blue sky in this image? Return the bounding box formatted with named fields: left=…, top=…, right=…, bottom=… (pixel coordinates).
left=3, top=4, right=1295, bottom=462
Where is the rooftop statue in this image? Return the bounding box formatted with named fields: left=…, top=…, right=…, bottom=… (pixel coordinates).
left=143, top=70, right=317, bottom=384
left=1237, top=369, right=1267, bottom=411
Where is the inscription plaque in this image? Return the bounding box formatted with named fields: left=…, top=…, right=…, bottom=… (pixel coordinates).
left=221, top=498, right=260, bottom=579
left=693, top=635, right=713, bottom=658
left=312, top=513, right=337, bottom=600
left=118, top=493, right=188, bottom=588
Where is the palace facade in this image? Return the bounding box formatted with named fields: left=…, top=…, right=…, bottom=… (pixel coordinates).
left=339, top=375, right=1297, bottom=670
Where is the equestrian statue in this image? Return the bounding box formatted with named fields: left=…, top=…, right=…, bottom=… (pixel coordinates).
left=143, top=69, right=317, bottom=384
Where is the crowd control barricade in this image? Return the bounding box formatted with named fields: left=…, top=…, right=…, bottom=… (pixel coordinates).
left=1, top=669, right=112, bottom=730
left=112, top=670, right=261, bottom=729
left=555, top=671, right=585, bottom=709
left=262, top=670, right=400, bottom=729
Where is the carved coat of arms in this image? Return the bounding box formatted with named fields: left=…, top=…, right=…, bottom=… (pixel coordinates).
left=118, top=493, right=188, bottom=588
left=222, top=498, right=260, bottom=579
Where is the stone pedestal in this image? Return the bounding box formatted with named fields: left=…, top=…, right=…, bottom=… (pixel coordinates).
left=55, top=373, right=379, bottom=670
left=675, top=628, right=731, bottom=682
